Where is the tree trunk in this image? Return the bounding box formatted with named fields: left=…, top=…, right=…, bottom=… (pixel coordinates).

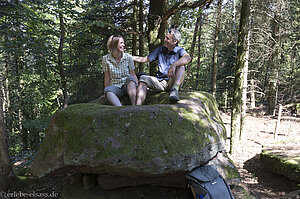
left=211, top=0, right=223, bottom=98
left=148, top=0, right=167, bottom=75
left=233, top=0, right=237, bottom=31
left=267, top=15, right=280, bottom=115
left=2, top=52, right=10, bottom=115
left=240, top=30, right=250, bottom=140
left=224, top=79, right=228, bottom=110
left=0, top=94, right=15, bottom=190
left=250, top=78, right=256, bottom=108
left=274, top=104, right=282, bottom=139
left=187, top=14, right=201, bottom=80
left=138, top=0, right=145, bottom=72
left=58, top=0, right=68, bottom=108
left=195, top=15, right=204, bottom=90
left=290, top=47, right=297, bottom=102
left=132, top=0, right=138, bottom=57
left=230, top=0, right=250, bottom=154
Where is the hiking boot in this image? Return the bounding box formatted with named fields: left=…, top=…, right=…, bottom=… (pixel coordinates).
left=169, top=87, right=179, bottom=103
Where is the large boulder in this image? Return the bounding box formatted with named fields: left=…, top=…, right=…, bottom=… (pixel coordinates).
left=31, top=91, right=238, bottom=188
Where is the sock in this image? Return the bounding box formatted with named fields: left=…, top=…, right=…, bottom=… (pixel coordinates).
left=172, top=84, right=179, bottom=91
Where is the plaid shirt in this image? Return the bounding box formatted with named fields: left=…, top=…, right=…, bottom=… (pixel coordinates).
left=102, top=52, right=135, bottom=88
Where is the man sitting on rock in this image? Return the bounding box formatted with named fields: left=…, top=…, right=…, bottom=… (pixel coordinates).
left=133, top=29, right=191, bottom=104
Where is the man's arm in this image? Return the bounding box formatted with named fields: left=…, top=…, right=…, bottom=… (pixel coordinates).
left=132, top=56, right=151, bottom=63
left=167, top=53, right=192, bottom=78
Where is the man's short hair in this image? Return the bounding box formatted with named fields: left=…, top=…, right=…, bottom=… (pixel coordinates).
left=168, top=29, right=181, bottom=44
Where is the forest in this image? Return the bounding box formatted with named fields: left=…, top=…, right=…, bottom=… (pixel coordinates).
left=0, top=0, right=299, bottom=197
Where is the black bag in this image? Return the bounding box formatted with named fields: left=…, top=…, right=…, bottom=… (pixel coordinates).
left=186, top=164, right=234, bottom=199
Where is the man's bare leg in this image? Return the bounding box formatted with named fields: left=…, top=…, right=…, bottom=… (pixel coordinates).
left=173, top=65, right=185, bottom=87
left=169, top=65, right=185, bottom=103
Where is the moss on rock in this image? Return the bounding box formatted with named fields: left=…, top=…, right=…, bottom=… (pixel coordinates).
left=31, top=91, right=233, bottom=185
left=261, top=139, right=300, bottom=182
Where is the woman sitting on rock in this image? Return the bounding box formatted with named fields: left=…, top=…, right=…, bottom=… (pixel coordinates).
left=102, top=34, right=138, bottom=106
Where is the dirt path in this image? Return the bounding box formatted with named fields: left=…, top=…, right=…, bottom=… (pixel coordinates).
left=221, top=112, right=300, bottom=198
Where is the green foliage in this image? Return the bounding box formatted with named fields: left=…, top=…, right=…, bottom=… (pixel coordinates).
left=1, top=0, right=62, bottom=155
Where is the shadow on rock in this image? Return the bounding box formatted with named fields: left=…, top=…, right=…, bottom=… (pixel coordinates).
left=62, top=181, right=188, bottom=199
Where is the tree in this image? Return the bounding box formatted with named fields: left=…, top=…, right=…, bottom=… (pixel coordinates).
left=288, top=0, right=300, bottom=103
left=147, top=0, right=167, bottom=75
left=0, top=93, right=15, bottom=190
left=240, top=30, right=250, bottom=139
left=58, top=0, right=69, bottom=108
left=132, top=0, right=138, bottom=57
left=187, top=12, right=201, bottom=81
left=266, top=9, right=280, bottom=115
left=248, top=0, right=295, bottom=109
left=138, top=0, right=145, bottom=72
left=211, top=0, right=223, bottom=97
left=230, top=0, right=250, bottom=154
left=195, top=15, right=204, bottom=89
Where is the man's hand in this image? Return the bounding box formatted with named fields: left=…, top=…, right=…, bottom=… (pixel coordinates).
left=167, top=65, right=176, bottom=78
left=132, top=56, right=150, bottom=63
left=167, top=54, right=191, bottom=78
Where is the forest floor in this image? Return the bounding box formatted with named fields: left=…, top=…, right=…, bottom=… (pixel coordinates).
left=221, top=106, right=300, bottom=199
left=10, top=105, right=300, bottom=199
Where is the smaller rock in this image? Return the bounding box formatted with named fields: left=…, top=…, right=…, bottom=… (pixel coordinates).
left=98, top=174, right=144, bottom=190
left=83, top=174, right=97, bottom=190
left=68, top=172, right=83, bottom=184
left=97, top=173, right=186, bottom=190
left=261, top=139, right=300, bottom=182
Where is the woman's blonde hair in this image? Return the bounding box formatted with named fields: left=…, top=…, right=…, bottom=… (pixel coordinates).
left=107, top=34, right=123, bottom=55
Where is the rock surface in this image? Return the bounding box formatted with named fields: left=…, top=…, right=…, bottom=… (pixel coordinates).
left=260, top=138, right=300, bottom=182
left=31, top=91, right=238, bottom=188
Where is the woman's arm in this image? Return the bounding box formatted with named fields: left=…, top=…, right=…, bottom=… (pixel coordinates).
left=132, top=56, right=150, bottom=63
left=102, top=56, right=111, bottom=88
left=130, top=70, right=139, bottom=85
left=104, top=71, right=110, bottom=88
